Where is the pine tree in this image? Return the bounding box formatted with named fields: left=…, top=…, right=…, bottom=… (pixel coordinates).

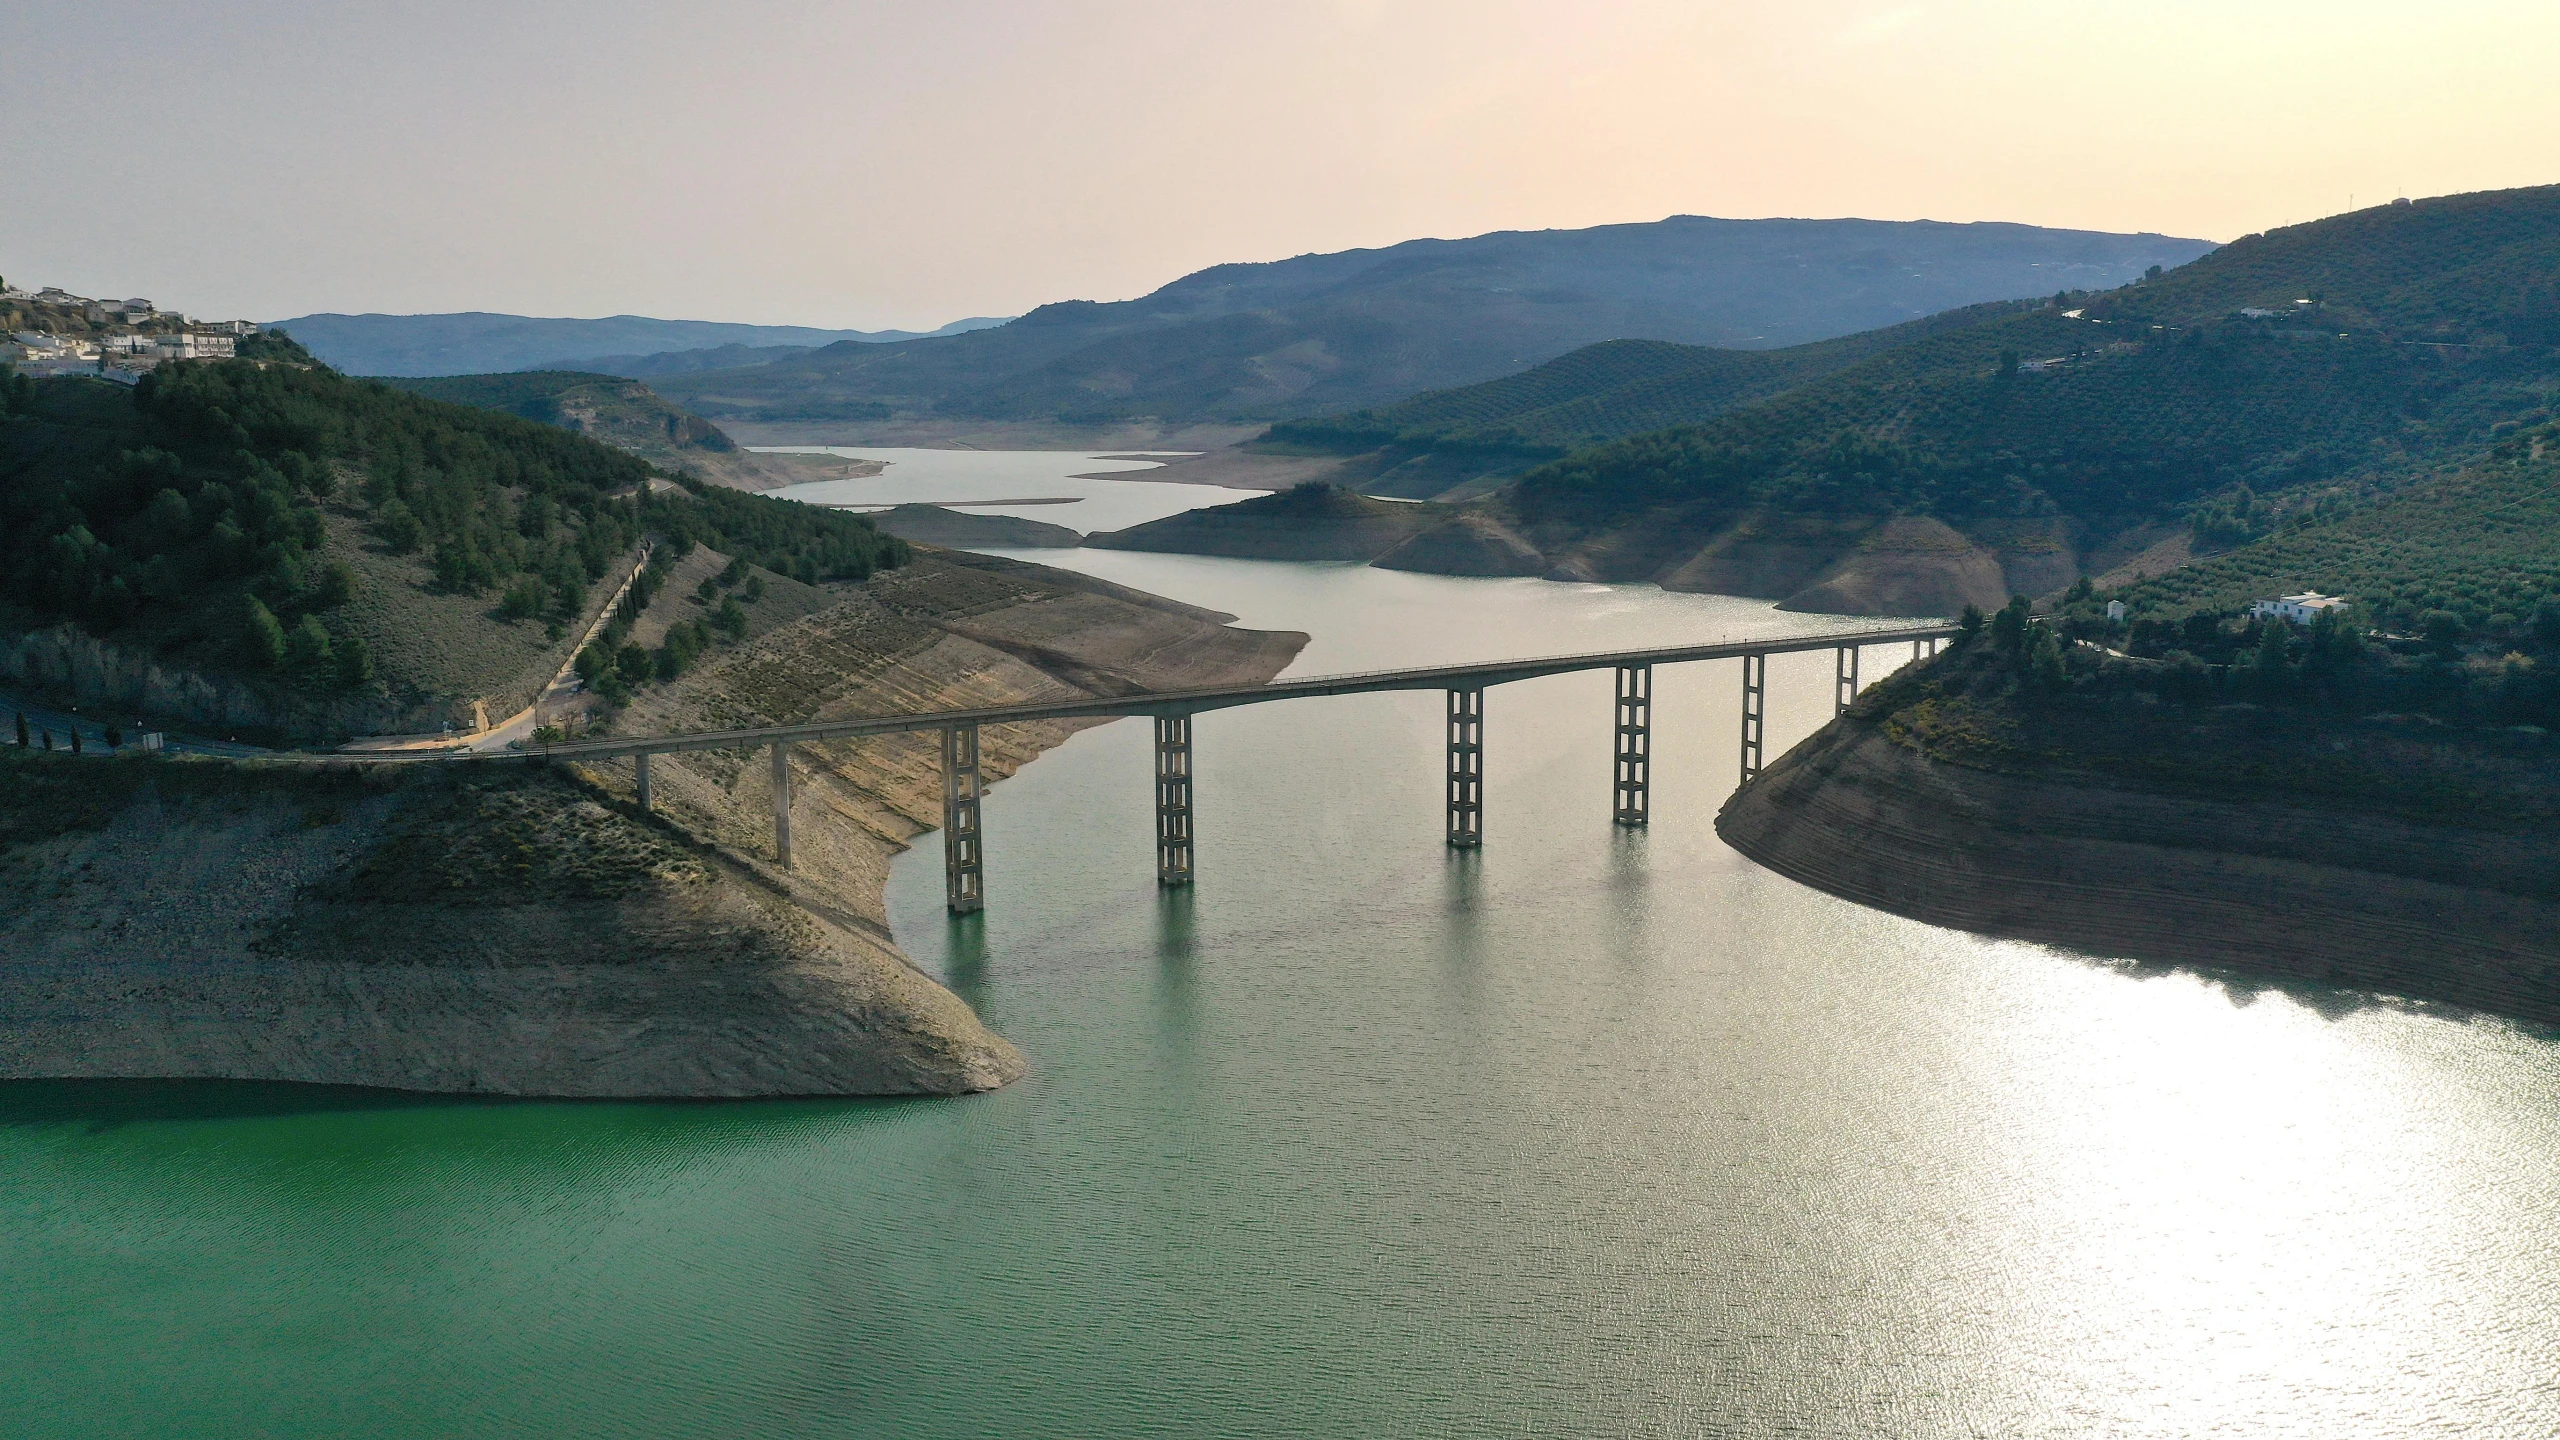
left=336, top=635, right=375, bottom=688
left=241, top=598, right=287, bottom=669
left=2028, top=627, right=2068, bottom=694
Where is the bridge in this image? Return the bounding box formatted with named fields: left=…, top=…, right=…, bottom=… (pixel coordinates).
left=485, top=622, right=1959, bottom=914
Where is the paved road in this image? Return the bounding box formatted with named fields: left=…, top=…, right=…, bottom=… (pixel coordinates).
left=0, top=689, right=270, bottom=759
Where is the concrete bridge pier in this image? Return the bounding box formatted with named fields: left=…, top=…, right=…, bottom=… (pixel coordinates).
left=1738, top=652, right=1767, bottom=785
left=1446, top=687, right=1483, bottom=848
left=635, top=751, right=652, bottom=812
left=1835, top=645, right=1861, bottom=716
left=1613, top=664, right=1651, bottom=826
left=1154, top=713, right=1194, bottom=886
left=771, top=741, right=793, bottom=868
left=943, top=723, right=985, bottom=914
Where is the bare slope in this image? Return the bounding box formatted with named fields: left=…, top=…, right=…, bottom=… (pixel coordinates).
left=1086, top=483, right=1447, bottom=562
left=0, top=753, right=1025, bottom=1096
left=864, top=504, right=1082, bottom=549
left=1719, top=718, right=2560, bottom=1024
left=1718, top=591, right=2560, bottom=1022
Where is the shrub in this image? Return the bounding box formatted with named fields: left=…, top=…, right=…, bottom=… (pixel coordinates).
left=375, top=499, right=422, bottom=554
left=498, top=577, right=548, bottom=621
left=310, top=559, right=355, bottom=609
left=2421, top=609, right=2467, bottom=652
left=336, top=635, right=375, bottom=688
left=2028, top=627, right=2068, bottom=694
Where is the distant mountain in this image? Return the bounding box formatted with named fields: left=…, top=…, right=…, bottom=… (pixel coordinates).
left=265, top=312, right=1010, bottom=378
left=562, top=342, right=861, bottom=377
left=647, top=216, right=2213, bottom=427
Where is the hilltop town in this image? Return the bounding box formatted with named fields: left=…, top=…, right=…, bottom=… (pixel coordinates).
left=0, top=278, right=262, bottom=384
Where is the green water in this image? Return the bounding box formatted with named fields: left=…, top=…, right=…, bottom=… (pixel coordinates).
left=7, top=555, right=2559, bottom=1438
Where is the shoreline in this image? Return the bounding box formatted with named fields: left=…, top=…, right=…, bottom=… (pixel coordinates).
left=1717, top=718, right=2560, bottom=1027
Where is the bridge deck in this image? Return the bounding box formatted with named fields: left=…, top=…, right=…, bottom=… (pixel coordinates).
left=467, top=621, right=1960, bottom=765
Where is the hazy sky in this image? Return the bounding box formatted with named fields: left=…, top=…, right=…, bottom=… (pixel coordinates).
left=7, top=1, right=2556, bottom=328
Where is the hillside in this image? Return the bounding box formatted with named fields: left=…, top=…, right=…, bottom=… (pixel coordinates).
left=648, top=216, right=2210, bottom=430
left=379, top=371, right=833, bottom=491
left=1341, top=186, right=2560, bottom=613
left=0, top=359, right=905, bottom=741
left=2102, top=424, right=2560, bottom=640
left=1260, top=300, right=2047, bottom=498
left=270, top=311, right=1008, bottom=378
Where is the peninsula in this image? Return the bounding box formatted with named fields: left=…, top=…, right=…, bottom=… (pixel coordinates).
left=0, top=340, right=1302, bottom=1096
left=1720, top=416, right=2560, bottom=1021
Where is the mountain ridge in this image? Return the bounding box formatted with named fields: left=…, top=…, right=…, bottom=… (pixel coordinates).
left=645, top=215, right=2213, bottom=429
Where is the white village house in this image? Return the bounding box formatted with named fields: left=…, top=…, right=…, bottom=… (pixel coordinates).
left=2250, top=591, right=2351, bottom=624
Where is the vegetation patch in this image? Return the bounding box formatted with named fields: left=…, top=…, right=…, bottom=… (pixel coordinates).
left=1, top=354, right=906, bottom=726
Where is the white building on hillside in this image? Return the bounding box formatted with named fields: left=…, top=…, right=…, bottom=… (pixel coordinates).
left=2251, top=591, right=2351, bottom=624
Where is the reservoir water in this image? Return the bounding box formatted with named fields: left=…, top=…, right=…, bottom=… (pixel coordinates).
left=7, top=463, right=2560, bottom=1437
left=760, top=446, right=1254, bottom=532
